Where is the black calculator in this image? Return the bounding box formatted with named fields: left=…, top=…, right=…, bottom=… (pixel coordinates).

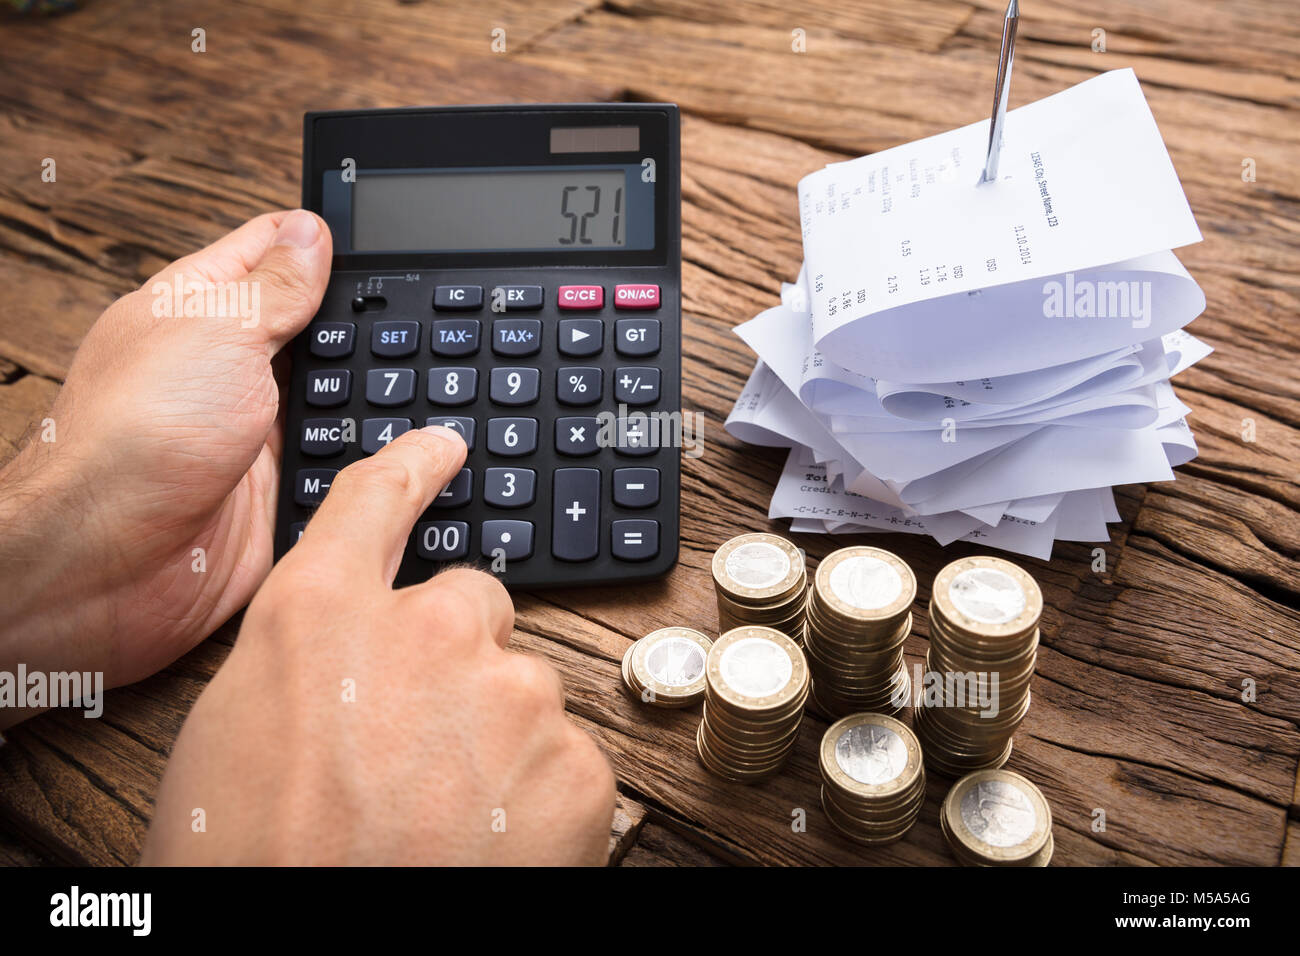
left=274, top=104, right=681, bottom=588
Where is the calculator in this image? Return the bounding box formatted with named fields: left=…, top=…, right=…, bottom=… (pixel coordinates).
left=274, top=104, right=681, bottom=588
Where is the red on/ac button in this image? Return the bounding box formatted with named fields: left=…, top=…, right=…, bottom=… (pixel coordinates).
left=557, top=285, right=603, bottom=310
left=614, top=284, right=660, bottom=309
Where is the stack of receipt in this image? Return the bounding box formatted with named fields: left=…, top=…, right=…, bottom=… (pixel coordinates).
left=726, top=69, right=1210, bottom=560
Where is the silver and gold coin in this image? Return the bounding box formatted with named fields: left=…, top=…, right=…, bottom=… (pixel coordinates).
left=915, top=555, right=1042, bottom=776
left=818, top=713, right=926, bottom=844
left=803, top=547, right=917, bottom=720
left=696, top=625, right=809, bottom=783
left=621, top=627, right=713, bottom=708
left=712, top=534, right=808, bottom=643
left=940, top=769, right=1054, bottom=866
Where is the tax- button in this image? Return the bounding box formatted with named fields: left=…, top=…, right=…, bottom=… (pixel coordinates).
left=615, top=318, right=660, bottom=356
left=301, top=418, right=346, bottom=456
left=557, top=285, right=603, bottom=310
left=492, top=319, right=541, bottom=357
left=432, top=319, right=480, bottom=357
left=309, top=322, right=355, bottom=358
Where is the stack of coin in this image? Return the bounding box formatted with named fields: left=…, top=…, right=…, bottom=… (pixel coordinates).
left=819, top=713, right=926, bottom=844
left=712, top=534, right=808, bottom=644
left=914, top=555, right=1042, bottom=777
left=621, top=627, right=713, bottom=708
left=804, top=546, right=916, bottom=719
left=940, top=769, right=1054, bottom=866
left=696, top=626, right=809, bottom=783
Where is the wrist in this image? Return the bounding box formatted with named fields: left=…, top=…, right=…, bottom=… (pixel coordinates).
left=0, top=442, right=114, bottom=728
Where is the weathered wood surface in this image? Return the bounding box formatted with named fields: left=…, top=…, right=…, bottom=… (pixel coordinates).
left=0, top=0, right=1296, bottom=867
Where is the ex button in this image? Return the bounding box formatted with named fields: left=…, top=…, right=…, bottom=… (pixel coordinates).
left=492, top=285, right=544, bottom=311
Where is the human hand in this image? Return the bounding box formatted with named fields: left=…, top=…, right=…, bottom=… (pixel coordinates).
left=141, top=427, right=615, bottom=865
left=0, top=210, right=331, bottom=716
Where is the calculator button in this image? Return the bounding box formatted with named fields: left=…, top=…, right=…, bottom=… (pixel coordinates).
left=294, top=468, right=338, bottom=506
left=615, top=416, right=659, bottom=456
left=361, top=417, right=412, bottom=454
left=614, top=284, right=661, bottom=310
left=431, top=319, right=481, bottom=357
left=309, top=322, right=355, bottom=358
left=616, top=318, right=660, bottom=356
left=428, top=367, right=478, bottom=406
left=558, top=319, right=603, bottom=356
left=552, top=468, right=600, bottom=562
left=557, top=367, right=602, bottom=406
left=433, top=467, right=473, bottom=508
left=490, top=367, right=540, bottom=405
left=305, top=368, right=351, bottom=407
left=492, top=319, right=541, bottom=357
left=492, top=285, right=543, bottom=311
left=486, top=417, right=538, bottom=456
left=556, top=417, right=600, bottom=457
left=481, top=520, right=534, bottom=561
left=613, top=468, right=659, bottom=508
left=557, top=285, right=604, bottom=310
left=301, top=418, right=346, bottom=457
left=614, top=367, right=660, bottom=405
left=366, top=368, right=416, bottom=407
left=484, top=467, right=536, bottom=509
left=433, top=285, right=483, bottom=311
left=612, top=519, right=659, bottom=561
left=416, top=520, right=470, bottom=561
left=427, top=416, right=476, bottom=451
left=371, top=320, right=420, bottom=358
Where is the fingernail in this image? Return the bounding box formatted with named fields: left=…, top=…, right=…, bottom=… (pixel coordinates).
left=273, top=209, right=321, bottom=249
left=421, top=424, right=466, bottom=447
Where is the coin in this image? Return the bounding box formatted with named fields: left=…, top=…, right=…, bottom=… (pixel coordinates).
left=712, top=534, right=806, bottom=603
left=940, top=769, right=1053, bottom=866
left=818, top=713, right=925, bottom=845
left=814, top=547, right=916, bottom=624
left=623, top=627, right=712, bottom=708
left=917, top=556, right=1042, bottom=776
left=696, top=625, right=809, bottom=784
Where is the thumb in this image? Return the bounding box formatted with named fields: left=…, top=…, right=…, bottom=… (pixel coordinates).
left=243, top=209, right=333, bottom=351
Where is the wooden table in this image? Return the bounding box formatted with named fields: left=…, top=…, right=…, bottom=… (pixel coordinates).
left=1, top=0, right=1296, bottom=867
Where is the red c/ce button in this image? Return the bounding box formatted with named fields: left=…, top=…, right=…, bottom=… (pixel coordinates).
left=557, top=285, right=604, bottom=310
left=614, top=284, right=660, bottom=309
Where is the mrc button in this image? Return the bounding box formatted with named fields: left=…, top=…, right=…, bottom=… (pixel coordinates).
left=614, top=284, right=660, bottom=309
left=557, top=285, right=603, bottom=310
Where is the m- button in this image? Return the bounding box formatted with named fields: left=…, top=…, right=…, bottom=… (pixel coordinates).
left=557, top=285, right=603, bottom=310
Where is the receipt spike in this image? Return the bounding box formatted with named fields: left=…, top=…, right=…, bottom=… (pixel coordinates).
left=979, top=0, right=1020, bottom=184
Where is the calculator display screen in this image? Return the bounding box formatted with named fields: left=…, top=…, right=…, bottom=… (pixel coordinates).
left=349, top=166, right=649, bottom=253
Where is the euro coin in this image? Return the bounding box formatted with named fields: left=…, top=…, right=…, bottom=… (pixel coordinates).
left=941, top=769, right=1053, bottom=866
left=623, top=627, right=712, bottom=708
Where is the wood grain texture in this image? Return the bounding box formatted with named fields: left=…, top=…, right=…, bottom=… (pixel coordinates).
left=0, top=0, right=1296, bottom=868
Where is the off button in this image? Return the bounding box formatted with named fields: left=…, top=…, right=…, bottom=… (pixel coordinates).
left=557, top=285, right=603, bottom=310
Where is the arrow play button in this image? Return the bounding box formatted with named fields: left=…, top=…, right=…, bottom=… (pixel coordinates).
left=559, top=319, right=602, bottom=356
